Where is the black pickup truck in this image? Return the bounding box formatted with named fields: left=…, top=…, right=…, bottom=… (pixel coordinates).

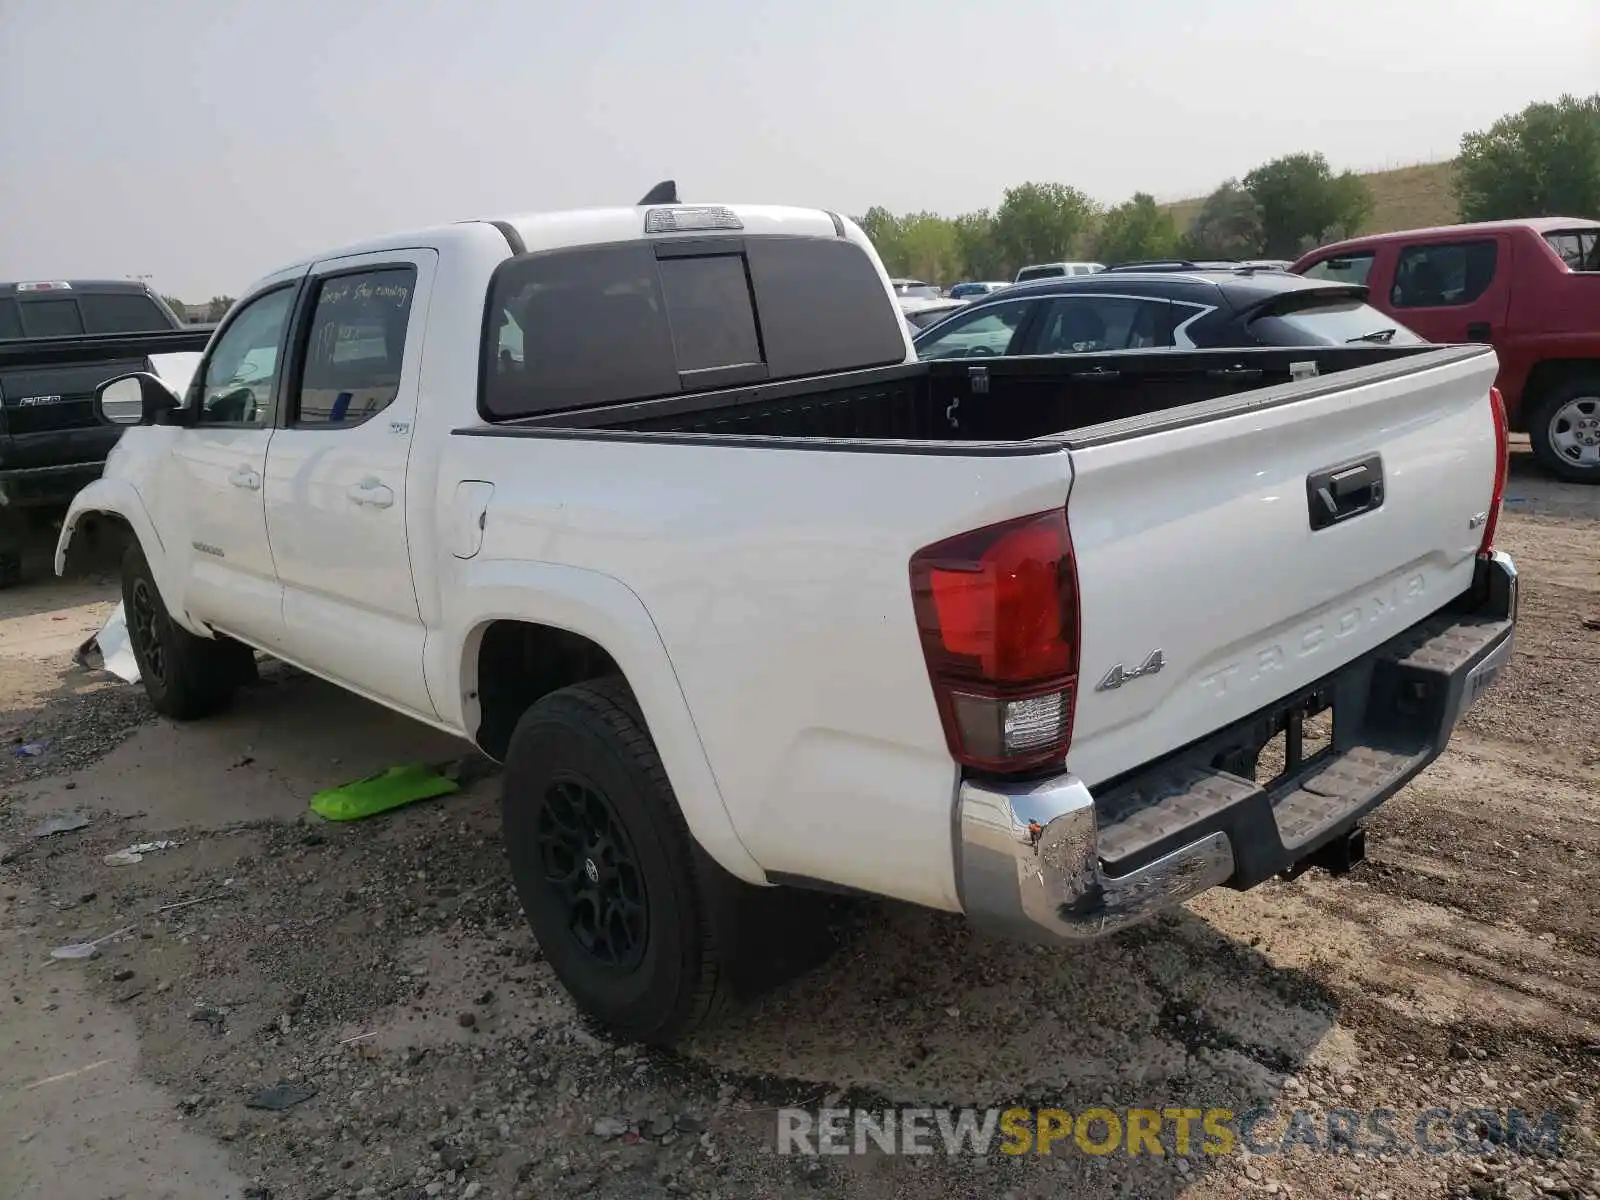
left=0, top=280, right=214, bottom=585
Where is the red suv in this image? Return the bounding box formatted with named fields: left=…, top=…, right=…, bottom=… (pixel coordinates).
left=1292, top=218, right=1600, bottom=483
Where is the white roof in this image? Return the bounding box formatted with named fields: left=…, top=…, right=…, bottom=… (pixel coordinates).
left=246, top=203, right=850, bottom=297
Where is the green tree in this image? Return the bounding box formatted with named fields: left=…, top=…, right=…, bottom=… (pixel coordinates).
left=1453, top=93, right=1600, bottom=221
left=1179, top=181, right=1264, bottom=260
left=1091, top=192, right=1179, bottom=265
left=992, top=182, right=1098, bottom=274
left=1243, top=153, right=1372, bottom=259
left=952, top=210, right=1003, bottom=280
left=161, top=295, right=189, bottom=321
left=896, top=213, right=963, bottom=284
left=205, top=295, right=237, bottom=323
left=854, top=207, right=908, bottom=276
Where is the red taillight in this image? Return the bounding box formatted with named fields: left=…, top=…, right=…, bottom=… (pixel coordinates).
left=909, top=510, right=1080, bottom=773
left=1481, top=385, right=1509, bottom=555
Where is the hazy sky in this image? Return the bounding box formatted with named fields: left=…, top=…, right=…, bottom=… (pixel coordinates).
left=2, top=0, right=1595, bottom=298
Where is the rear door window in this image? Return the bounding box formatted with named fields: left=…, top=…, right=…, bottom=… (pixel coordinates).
left=1544, top=229, right=1600, bottom=271
left=1033, top=296, right=1172, bottom=354
left=1301, top=252, right=1375, bottom=286
left=19, top=298, right=84, bottom=337
left=1391, top=240, right=1498, bottom=308
left=481, top=236, right=906, bottom=419
left=293, top=266, right=418, bottom=427
left=79, top=293, right=173, bottom=333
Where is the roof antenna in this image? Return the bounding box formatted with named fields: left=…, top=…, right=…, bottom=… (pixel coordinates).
left=638, top=180, right=679, bottom=205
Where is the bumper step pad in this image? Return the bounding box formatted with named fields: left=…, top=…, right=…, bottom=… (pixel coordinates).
left=1090, top=606, right=1513, bottom=891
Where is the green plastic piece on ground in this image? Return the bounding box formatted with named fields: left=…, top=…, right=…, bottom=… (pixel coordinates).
left=310, top=763, right=459, bottom=822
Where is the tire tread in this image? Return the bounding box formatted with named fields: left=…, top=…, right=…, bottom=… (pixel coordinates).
left=537, top=676, right=733, bottom=1038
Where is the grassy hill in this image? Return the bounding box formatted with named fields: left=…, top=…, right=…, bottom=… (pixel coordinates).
left=1163, top=160, right=1459, bottom=237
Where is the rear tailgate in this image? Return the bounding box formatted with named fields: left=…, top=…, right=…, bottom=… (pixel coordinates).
left=1063, top=345, right=1501, bottom=788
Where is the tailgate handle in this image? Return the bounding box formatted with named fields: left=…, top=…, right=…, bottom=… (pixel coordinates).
left=1307, top=454, right=1384, bottom=531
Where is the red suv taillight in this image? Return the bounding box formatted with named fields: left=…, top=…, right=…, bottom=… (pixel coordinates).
left=1481, top=385, right=1509, bottom=555
left=909, top=510, right=1080, bottom=773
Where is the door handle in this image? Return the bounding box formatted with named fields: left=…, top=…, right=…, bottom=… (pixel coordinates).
left=1307, top=454, right=1385, bottom=531
left=347, top=478, right=395, bottom=509
left=229, top=466, right=261, bottom=491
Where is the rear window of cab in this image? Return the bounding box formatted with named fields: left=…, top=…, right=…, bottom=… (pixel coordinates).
left=480, top=237, right=908, bottom=420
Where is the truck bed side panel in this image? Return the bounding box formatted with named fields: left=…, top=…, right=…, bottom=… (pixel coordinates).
left=438, top=434, right=1077, bottom=912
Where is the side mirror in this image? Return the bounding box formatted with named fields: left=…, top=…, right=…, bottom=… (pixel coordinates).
left=95, top=372, right=184, bottom=427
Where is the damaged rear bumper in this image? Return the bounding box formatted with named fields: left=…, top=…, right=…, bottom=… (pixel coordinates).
left=956, top=550, right=1518, bottom=943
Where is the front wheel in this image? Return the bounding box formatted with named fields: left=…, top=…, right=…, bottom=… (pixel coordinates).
left=121, top=543, right=254, bottom=719
left=501, top=678, right=737, bottom=1044
left=1528, top=377, right=1600, bottom=484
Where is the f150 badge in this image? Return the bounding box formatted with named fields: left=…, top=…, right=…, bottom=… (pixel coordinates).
left=16, top=394, right=63, bottom=407
left=1096, top=649, right=1166, bottom=691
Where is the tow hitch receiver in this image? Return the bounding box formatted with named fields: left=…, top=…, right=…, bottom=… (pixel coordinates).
left=1282, top=825, right=1367, bottom=882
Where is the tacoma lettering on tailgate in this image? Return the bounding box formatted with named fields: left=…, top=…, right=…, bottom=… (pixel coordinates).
left=1197, top=573, right=1428, bottom=700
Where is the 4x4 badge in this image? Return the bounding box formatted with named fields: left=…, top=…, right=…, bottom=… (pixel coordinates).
left=1096, top=649, right=1166, bottom=692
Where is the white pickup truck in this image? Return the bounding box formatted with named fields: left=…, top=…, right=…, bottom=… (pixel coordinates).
left=58, top=198, right=1517, bottom=1043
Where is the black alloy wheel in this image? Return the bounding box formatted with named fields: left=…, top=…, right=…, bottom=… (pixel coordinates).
left=536, top=777, right=648, bottom=970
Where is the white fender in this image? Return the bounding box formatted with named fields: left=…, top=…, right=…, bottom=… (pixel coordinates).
left=55, top=479, right=210, bottom=636
left=433, top=558, right=769, bottom=886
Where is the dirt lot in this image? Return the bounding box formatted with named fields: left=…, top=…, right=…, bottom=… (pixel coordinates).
left=2, top=442, right=1598, bottom=1200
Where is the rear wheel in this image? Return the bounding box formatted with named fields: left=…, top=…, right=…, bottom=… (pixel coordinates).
left=501, top=677, right=736, bottom=1044
left=1528, top=376, right=1600, bottom=484
left=122, top=543, right=254, bottom=719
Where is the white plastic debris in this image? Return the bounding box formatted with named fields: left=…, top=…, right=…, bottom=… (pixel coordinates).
left=104, top=840, right=180, bottom=866
left=50, top=942, right=101, bottom=961
left=98, top=602, right=140, bottom=683
left=75, top=602, right=140, bottom=683
left=50, top=926, right=133, bottom=961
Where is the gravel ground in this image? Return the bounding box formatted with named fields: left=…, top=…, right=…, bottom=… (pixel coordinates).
left=1, top=444, right=1598, bottom=1200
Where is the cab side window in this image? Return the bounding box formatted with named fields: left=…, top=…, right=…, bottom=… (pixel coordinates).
left=1391, top=241, right=1498, bottom=308
left=196, top=287, right=295, bottom=426
left=291, top=267, right=418, bottom=428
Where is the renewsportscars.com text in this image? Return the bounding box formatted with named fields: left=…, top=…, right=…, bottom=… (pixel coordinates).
left=776, top=1106, right=1566, bottom=1158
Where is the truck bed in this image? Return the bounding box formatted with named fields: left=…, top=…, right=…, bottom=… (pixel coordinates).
left=473, top=344, right=1450, bottom=448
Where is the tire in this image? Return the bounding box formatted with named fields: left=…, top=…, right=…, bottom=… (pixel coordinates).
left=121, top=542, right=253, bottom=719
left=501, top=677, right=736, bottom=1044
left=0, top=508, right=25, bottom=590
left=1527, top=375, right=1600, bottom=484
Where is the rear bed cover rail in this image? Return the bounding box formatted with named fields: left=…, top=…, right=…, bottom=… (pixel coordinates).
left=1061, top=343, right=1494, bottom=449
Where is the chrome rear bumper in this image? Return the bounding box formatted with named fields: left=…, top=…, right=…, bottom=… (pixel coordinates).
left=955, top=551, right=1517, bottom=944
left=957, top=773, right=1235, bottom=942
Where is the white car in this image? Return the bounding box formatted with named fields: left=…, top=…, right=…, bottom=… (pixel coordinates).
left=61, top=198, right=1516, bottom=1044
left=890, top=277, right=942, bottom=301
left=1014, top=261, right=1105, bottom=283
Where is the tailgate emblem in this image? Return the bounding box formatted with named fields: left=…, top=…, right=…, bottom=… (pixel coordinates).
left=1097, top=649, right=1166, bottom=691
